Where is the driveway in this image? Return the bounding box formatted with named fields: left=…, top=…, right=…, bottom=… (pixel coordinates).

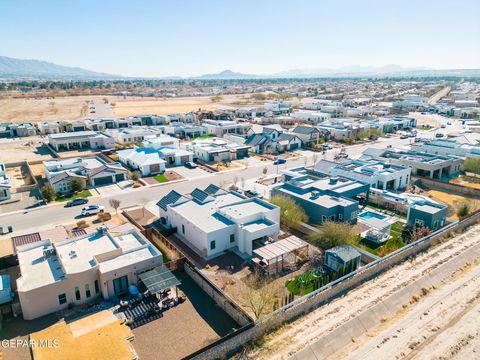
left=172, top=166, right=210, bottom=179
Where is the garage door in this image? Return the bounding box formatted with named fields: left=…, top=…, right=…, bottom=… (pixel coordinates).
left=94, top=176, right=113, bottom=186
left=290, top=143, right=299, bottom=150
left=115, top=174, right=125, bottom=182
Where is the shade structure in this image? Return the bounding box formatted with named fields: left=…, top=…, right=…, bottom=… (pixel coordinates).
left=139, top=266, right=181, bottom=294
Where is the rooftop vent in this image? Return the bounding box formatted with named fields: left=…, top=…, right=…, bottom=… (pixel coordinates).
left=311, top=190, right=321, bottom=199
left=329, top=176, right=339, bottom=185
left=69, top=250, right=77, bottom=259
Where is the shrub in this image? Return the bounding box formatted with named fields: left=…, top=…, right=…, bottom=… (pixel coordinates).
left=76, top=220, right=89, bottom=229
left=97, top=212, right=112, bottom=222
left=41, top=185, right=56, bottom=202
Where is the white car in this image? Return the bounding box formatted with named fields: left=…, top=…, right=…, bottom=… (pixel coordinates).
left=81, top=205, right=105, bottom=216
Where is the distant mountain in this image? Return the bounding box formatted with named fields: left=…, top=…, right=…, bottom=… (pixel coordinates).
left=271, top=65, right=431, bottom=78
left=0, top=55, right=121, bottom=80
left=195, top=69, right=259, bottom=80
left=193, top=65, right=480, bottom=80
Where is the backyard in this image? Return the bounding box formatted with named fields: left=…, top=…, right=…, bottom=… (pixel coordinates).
left=354, top=221, right=406, bottom=256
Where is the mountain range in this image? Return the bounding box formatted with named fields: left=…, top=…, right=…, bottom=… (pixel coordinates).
left=1, top=55, right=479, bottom=80
left=0, top=55, right=120, bottom=79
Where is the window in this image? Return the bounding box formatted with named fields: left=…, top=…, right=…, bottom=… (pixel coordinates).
left=230, top=234, right=235, bottom=243
left=329, top=215, right=335, bottom=221
left=85, top=284, right=91, bottom=298
left=74, top=286, right=81, bottom=301
left=321, top=215, right=327, bottom=223
left=415, top=219, right=425, bottom=227
left=94, top=280, right=99, bottom=294
left=210, top=240, right=216, bottom=250
left=58, top=293, right=67, bottom=305
left=182, top=225, right=185, bottom=234
left=338, top=213, right=343, bottom=221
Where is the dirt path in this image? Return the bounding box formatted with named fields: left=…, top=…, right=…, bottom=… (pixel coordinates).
left=249, top=224, right=480, bottom=360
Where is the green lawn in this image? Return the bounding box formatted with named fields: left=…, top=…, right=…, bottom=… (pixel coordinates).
left=153, top=174, right=169, bottom=183
left=189, top=135, right=213, bottom=141
left=55, top=189, right=93, bottom=202
left=354, top=221, right=406, bottom=256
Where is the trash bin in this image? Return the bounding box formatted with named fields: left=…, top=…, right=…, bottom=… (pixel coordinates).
left=8, top=226, right=13, bottom=233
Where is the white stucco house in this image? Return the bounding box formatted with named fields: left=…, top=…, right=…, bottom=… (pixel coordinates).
left=157, top=185, right=280, bottom=259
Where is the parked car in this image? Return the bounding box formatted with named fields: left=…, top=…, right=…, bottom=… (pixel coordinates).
left=441, top=124, right=446, bottom=128
left=273, top=158, right=287, bottom=165
left=400, top=134, right=409, bottom=139
left=435, top=133, right=445, bottom=138
left=447, top=121, right=452, bottom=125
left=66, top=198, right=89, bottom=207
left=185, top=162, right=197, bottom=169
left=81, top=205, right=105, bottom=216
left=322, top=143, right=332, bottom=150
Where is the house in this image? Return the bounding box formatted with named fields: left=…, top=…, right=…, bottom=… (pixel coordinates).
left=164, top=123, right=208, bottom=139
left=38, top=121, right=61, bottom=135
left=264, top=101, right=291, bottom=114
left=291, top=125, right=328, bottom=144
left=0, top=163, right=12, bottom=201
left=290, top=111, right=331, bottom=123
left=44, top=157, right=129, bottom=192
left=272, top=173, right=369, bottom=224
left=243, top=127, right=302, bottom=154
left=106, top=126, right=165, bottom=145
left=393, top=95, right=428, bottom=111
left=410, top=139, right=480, bottom=159
left=407, top=199, right=447, bottom=231
left=48, top=131, right=115, bottom=151
left=117, top=148, right=166, bottom=176
left=202, top=120, right=252, bottom=137
left=314, top=159, right=411, bottom=191
left=362, top=148, right=462, bottom=179
left=0, top=123, right=36, bottom=137
left=84, top=118, right=117, bottom=131
left=16, top=226, right=163, bottom=320
left=317, top=119, right=368, bottom=140
left=186, top=137, right=250, bottom=162
left=324, top=246, right=361, bottom=272
left=157, top=185, right=280, bottom=258
left=142, top=135, right=180, bottom=150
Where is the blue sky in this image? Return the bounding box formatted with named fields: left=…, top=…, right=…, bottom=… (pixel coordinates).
left=1, top=0, right=479, bottom=77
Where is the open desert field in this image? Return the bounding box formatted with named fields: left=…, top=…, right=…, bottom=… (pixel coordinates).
left=110, top=94, right=257, bottom=117
left=0, top=93, right=262, bottom=122
left=0, top=96, right=90, bottom=123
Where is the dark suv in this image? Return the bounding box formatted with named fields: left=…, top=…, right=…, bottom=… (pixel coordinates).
left=66, top=198, right=89, bottom=207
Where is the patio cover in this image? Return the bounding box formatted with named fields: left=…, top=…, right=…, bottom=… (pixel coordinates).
left=254, top=237, right=308, bottom=264
left=139, top=266, right=181, bottom=294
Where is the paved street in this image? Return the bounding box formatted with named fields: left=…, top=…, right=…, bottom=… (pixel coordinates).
left=0, top=126, right=456, bottom=237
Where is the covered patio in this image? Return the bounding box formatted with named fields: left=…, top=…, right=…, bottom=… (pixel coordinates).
left=252, top=237, right=309, bottom=275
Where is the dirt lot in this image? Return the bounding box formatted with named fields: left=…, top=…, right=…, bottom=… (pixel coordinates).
left=0, top=96, right=89, bottom=122
left=0, top=139, right=53, bottom=163
left=0, top=94, right=261, bottom=122
left=248, top=223, right=480, bottom=360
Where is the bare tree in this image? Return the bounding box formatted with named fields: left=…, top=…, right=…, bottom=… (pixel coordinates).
left=241, top=177, right=246, bottom=190
left=312, top=152, right=319, bottom=166
left=139, top=197, right=149, bottom=218
left=109, top=199, right=121, bottom=214
left=233, top=176, right=239, bottom=188
left=238, top=270, right=281, bottom=319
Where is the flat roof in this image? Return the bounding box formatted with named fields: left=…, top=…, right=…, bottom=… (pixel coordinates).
left=219, top=199, right=273, bottom=221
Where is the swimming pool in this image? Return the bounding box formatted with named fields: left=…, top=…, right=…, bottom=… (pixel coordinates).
left=358, top=211, right=387, bottom=220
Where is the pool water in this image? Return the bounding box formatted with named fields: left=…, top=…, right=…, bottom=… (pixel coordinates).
left=359, top=211, right=387, bottom=220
